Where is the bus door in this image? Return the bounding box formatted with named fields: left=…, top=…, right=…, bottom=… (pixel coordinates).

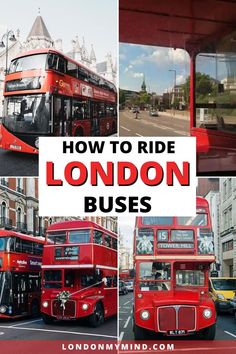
left=12, top=273, right=28, bottom=315
left=53, top=96, right=72, bottom=136
left=90, top=101, right=100, bottom=136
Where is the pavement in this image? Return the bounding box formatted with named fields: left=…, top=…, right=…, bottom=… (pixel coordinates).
left=119, top=292, right=236, bottom=341
left=119, top=109, right=190, bottom=137
left=0, top=315, right=117, bottom=340
left=0, top=149, right=38, bottom=176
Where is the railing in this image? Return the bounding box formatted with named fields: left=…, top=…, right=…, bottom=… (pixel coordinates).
left=0, top=217, right=12, bottom=229
left=16, top=222, right=27, bottom=233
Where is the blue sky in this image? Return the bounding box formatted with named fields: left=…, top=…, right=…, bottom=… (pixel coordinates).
left=119, top=43, right=190, bottom=94
left=0, top=0, right=117, bottom=62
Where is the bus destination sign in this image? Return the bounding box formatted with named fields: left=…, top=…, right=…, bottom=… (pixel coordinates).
left=55, top=246, right=79, bottom=260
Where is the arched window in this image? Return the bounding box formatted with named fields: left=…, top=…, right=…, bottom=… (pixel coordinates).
left=17, top=207, right=22, bottom=224
left=1, top=201, right=7, bottom=220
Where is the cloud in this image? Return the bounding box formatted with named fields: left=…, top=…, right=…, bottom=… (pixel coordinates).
left=131, top=72, right=144, bottom=78
left=176, top=74, right=186, bottom=85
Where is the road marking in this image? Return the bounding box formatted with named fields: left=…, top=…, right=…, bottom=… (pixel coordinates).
left=10, top=319, right=42, bottom=327
left=135, top=133, right=143, bottom=137
left=119, top=311, right=128, bottom=314
left=124, top=316, right=131, bottom=329
left=120, top=126, right=130, bottom=132
left=123, top=306, right=131, bottom=309
left=123, top=301, right=130, bottom=306
left=0, top=332, right=4, bottom=335
left=0, top=325, right=117, bottom=339
left=119, top=331, right=124, bottom=341
left=225, top=330, right=236, bottom=338
left=173, top=130, right=188, bottom=135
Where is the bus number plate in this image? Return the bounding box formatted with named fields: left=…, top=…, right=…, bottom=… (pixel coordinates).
left=167, top=330, right=186, bottom=335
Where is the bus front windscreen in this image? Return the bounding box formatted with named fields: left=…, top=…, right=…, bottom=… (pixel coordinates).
left=3, top=95, right=50, bottom=135
left=138, top=262, right=171, bottom=291
left=9, top=54, right=47, bottom=73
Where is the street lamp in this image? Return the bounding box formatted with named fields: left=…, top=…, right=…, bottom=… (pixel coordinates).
left=0, top=30, right=17, bottom=74
left=169, top=69, right=177, bottom=113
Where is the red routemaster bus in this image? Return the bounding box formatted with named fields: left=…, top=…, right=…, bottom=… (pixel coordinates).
left=0, top=48, right=117, bottom=153
left=41, top=220, right=117, bottom=327
left=120, top=0, right=236, bottom=173
left=0, top=230, right=44, bottom=318
left=133, top=197, right=216, bottom=340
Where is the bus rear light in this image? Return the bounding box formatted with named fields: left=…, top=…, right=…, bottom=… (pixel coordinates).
left=82, top=303, right=89, bottom=311
left=140, top=310, right=150, bottom=320
left=137, top=294, right=143, bottom=299
left=0, top=306, right=7, bottom=314
left=203, top=308, right=212, bottom=319
left=42, top=301, right=49, bottom=308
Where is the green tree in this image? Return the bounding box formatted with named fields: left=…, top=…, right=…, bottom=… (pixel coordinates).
left=183, top=72, right=214, bottom=105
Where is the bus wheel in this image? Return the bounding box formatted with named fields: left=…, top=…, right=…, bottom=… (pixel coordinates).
left=75, top=128, right=83, bottom=136
left=42, top=313, right=54, bottom=325
left=133, top=324, right=146, bottom=340
left=200, top=323, right=216, bottom=340
left=88, top=302, right=104, bottom=327
left=31, top=300, right=40, bottom=318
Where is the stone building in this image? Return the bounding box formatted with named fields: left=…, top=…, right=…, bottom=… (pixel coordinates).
left=219, top=178, right=236, bottom=277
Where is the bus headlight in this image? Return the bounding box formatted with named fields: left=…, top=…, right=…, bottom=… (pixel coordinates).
left=203, top=308, right=212, bottom=319
left=82, top=303, right=89, bottom=311
left=0, top=306, right=7, bottom=314
left=42, top=301, right=49, bottom=308
left=140, top=310, right=150, bottom=320
left=217, top=294, right=225, bottom=300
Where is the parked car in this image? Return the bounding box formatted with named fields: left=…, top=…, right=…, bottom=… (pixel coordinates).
left=124, top=280, right=134, bottom=292
left=119, top=280, right=128, bottom=295
left=149, top=109, right=159, bottom=117
left=209, top=277, right=236, bottom=313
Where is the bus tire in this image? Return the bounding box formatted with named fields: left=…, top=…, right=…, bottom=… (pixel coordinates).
left=88, top=302, right=104, bottom=328
left=200, top=323, right=216, bottom=340
left=75, top=128, right=84, bottom=136
left=133, top=323, right=146, bottom=340
left=42, top=313, right=54, bottom=325
left=31, top=300, right=40, bottom=318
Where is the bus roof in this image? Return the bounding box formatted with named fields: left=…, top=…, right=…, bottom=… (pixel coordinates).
left=47, top=220, right=117, bottom=238
left=0, top=230, right=45, bottom=243
left=120, top=0, right=236, bottom=52
left=11, top=48, right=116, bottom=88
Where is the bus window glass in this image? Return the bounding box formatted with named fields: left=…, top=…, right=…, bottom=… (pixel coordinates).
left=47, top=232, right=67, bottom=244
left=15, top=238, right=22, bottom=252
left=139, top=262, right=171, bottom=291
left=0, top=238, right=5, bottom=251
left=9, top=54, right=47, bottom=73
left=195, top=32, right=236, bottom=134
left=112, top=238, right=117, bottom=250
left=4, top=95, right=50, bottom=134
left=78, top=67, right=88, bottom=81
left=136, top=228, right=154, bottom=254
left=69, top=230, right=90, bottom=243
left=176, top=270, right=205, bottom=286
left=64, top=270, right=75, bottom=288
left=34, top=243, right=43, bottom=255
left=104, top=234, right=111, bottom=248
left=67, top=61, right=77, bottom=78
left=0, top=272, right=11, bottom=304
left=72, top=99, right=88, bottom=120
left=47, top=53, right=58, bottom=70
left=58, top=57, right=66, bottom=73
left=142, top=217, right=174, bottom=225
left=81, top=273, right=97, bottom=287
left=22, top=240, right=33, bottom=254
left=29, top=274, right=41, bottom=292
left=177, top=214, right=208, bottom=226
left=94, top=230, right=103, bottom=245
left=44, top=270, right=62, bottom=281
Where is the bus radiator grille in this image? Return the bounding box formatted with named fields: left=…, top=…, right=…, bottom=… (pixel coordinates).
left=52, top=300, right=76, bottom=317
left=158, top=305, right=196, bottom=332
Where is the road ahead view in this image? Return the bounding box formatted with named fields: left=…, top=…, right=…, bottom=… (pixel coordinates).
left=119, top=109, right=189, bottom=137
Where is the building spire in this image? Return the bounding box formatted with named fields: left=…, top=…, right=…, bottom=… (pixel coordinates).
left=38, top=7, right=40, bottom=15
left=141, top=74, right=147, bottom=92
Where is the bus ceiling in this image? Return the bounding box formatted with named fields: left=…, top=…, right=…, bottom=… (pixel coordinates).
left=119, top=0, right=236, bottom=54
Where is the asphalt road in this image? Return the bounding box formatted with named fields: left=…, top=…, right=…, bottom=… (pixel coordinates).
left=0, top=149, right=38, bottom=176
left=0, top=315, right=117, bottom=340
left=119, top=292, right=236, bottom=341
left=119, top=110, right=190, bottom=137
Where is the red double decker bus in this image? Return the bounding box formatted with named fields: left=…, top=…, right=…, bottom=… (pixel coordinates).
left=133, top=197, right=216, bottom=340
left=41, top=220, right=117, bottom=327
left=0, top=230, right=44, bottom=318
left=0, top=48, right=117, bottom=153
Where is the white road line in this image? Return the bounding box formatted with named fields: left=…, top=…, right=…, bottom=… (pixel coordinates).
left=123, top=301, right=130, bottom=306
left=135, top=133, right=143, bottom=137
left=120, top=126, right=131, bottom=132
left=224, top=330, right=236, bottom=338
left=124, top=316, right=131, bottom=329
left=119, top=331, right=124, bottom=341
left=0, top=332, right=4, bottom=335
left=10, top=319, right=42, bottom=327
left=0, top=325, right=117, bottom=339
left=173, top=130, right=188, bottom=135
left=119, top=311, right=128, bottom=314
